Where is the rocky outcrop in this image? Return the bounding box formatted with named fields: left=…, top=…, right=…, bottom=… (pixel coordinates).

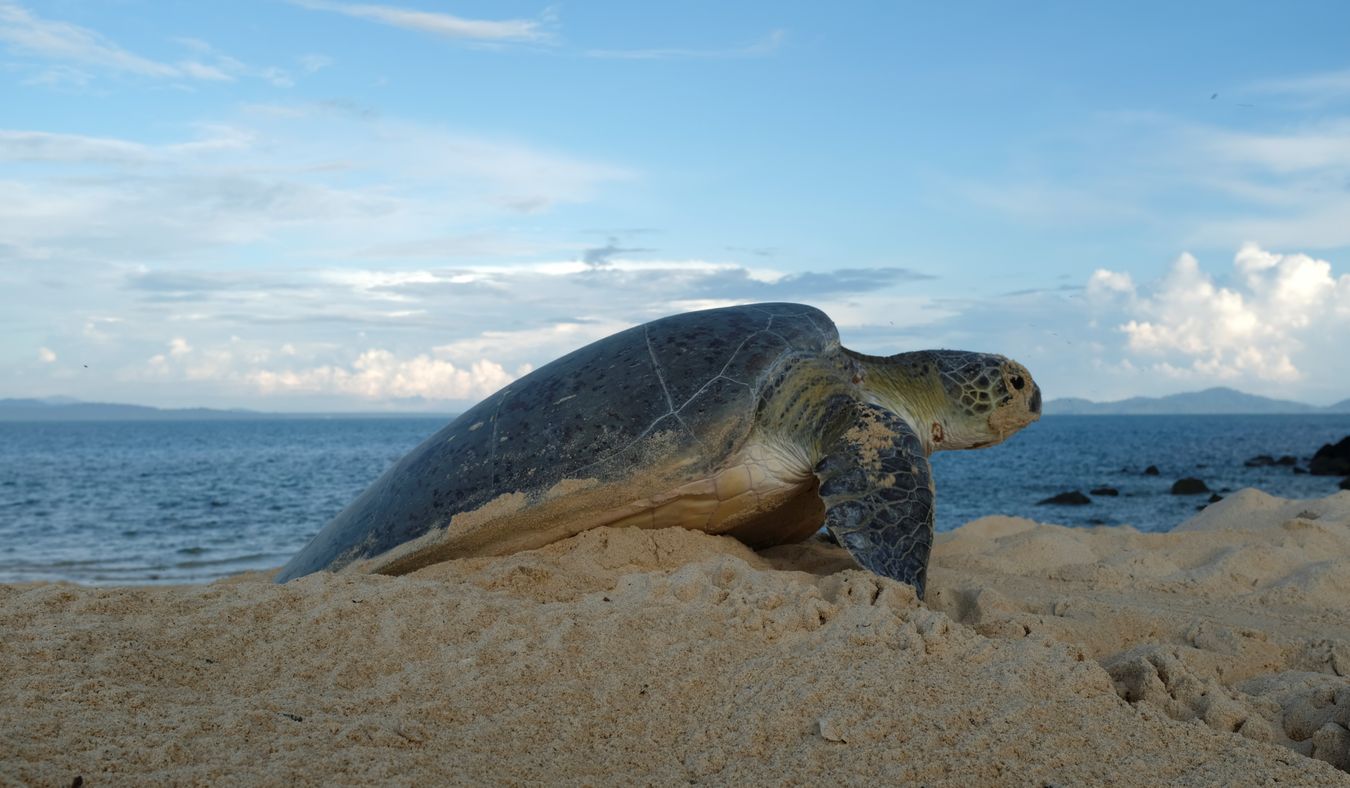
left=1171, top=478, right=1210, bottom=495
left=1038, top=491, right=1091, bottom=506
left=1310, top=437, right=1350, bottom=476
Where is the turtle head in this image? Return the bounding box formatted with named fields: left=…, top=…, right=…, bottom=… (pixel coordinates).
left=856, top=349, right=1041, bottom=453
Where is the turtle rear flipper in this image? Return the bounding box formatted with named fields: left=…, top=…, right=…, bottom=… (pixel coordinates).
left=815, top=403, right=935, bottom=598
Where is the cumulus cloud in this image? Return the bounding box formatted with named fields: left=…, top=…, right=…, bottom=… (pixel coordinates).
left=140, top=337, right=530, bottom=404
left=37, top=346, right=55, bottom=363
left=1093, top=244, right=1350, bottom=382
left=75, top=248, right=955, bottom=408
left=249, top=350, right=524, bottom=400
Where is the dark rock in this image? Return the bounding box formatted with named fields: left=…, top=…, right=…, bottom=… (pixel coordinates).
left=1310, top=436, right=1350, bottom=476
left=1089, top=487, right=1119, bottom=496
left=1293, top=466, right=1308, bottom=474
left=1277, top=455, right=1297, bottom=466
left=1171, top=477, right=1210, bottom=495
left=1243, top=455, right=1275, bottom=467
left=1143, top=465, right=1160, bottom=476
left=1038, top=491, right=1092, bottom=506
left=1208, top=493, right=1223, bottom=503
left=1341, top=477, right=1350, bottom=490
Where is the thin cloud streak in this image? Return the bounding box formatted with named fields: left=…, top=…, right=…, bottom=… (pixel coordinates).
left=290, top=0, right=548, bottom=43
left=0, top=112, right=632, bottom=266
left=0, top=1, right=296, bottom=87
left=0, top=0, right=177, bottom=77
left=1247, top=68, right=1350, bottom=105
left=586, top=29, right=785, bottom=60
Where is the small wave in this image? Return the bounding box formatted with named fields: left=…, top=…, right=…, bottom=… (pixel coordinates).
left=173, top=552, right=286, bottom=569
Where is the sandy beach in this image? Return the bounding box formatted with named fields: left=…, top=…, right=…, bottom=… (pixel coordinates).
left=3, top=489, right=1348, bottom=785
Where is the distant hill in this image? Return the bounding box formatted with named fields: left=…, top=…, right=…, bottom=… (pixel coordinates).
left=1044, top=387, right=1345, bottom=415
left=0, top=398, right=453, bottom=422
left=4, top=389, right=1344, bottom=420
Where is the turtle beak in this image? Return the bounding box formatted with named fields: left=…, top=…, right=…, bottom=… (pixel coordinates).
left=1029, top=384, right=1042, bottom=416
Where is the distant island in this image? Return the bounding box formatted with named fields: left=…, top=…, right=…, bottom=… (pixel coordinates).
left=1045, top=387, right=1350, bottom=416
left=3, top=388, right=1348, bottom=421
left=0, top=398, right=455, bottom=422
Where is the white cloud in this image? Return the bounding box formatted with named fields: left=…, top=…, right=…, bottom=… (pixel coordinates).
left=0, top=129, right=154, bottom=163
left=248, top=349, right=524, bottom=400
left=1247, top=68, right=1350, bottom=105
left=81, top=316, right=122, bottom=342
left=37, top=346, right=55, bottom=363
left=952, top=110, right=1350, bottom=250
left=0, top=113, right=629, bottom=266
left=1207, top=121, right=1350, bottom=174
left=586, top=29, right=785, bottom=60
left=137, top=337, right=529, bottom=403
left=177, top=60, right=233, bottom=82
left=0, top=1, right=294, bottom=86
left=1086, top=269, right=1135, bottom=301
left=0, top=0, right=178, bottom=77
left=5, top=248, right=955, bottom=409
left=291, top=0, right=547, bottom=43
left=433, top=320, right=634, bottom=364
left=1096, top=245, right=1350, bottom=382
left=297, top=53, right=333, bottom=73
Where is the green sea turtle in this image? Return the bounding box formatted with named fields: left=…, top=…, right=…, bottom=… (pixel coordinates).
left=276, top=302, right=1041, bottom=596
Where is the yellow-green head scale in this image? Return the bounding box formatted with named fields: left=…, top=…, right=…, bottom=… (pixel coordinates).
left=849, top=349, right=1042, bottom=454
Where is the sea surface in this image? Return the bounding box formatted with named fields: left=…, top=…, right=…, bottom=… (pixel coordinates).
left=2, top=414, right=1348, bottom=585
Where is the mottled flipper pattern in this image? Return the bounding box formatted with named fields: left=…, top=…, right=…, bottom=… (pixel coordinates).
left=815, top=403, right=935, bottom=598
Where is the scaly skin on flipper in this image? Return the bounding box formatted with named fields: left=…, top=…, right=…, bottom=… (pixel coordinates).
left=814, top=402, right=935, bottom=597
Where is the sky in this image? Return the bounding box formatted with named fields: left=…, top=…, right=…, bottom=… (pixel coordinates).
left=3, top=0, right=1350, bottom=411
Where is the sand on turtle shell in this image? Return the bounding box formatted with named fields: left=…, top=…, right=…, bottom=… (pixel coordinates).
left=1, top=489, right=1348, bottom=785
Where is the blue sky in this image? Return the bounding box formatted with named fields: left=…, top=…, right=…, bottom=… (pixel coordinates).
left=3, top=0, right=1350, bottom=410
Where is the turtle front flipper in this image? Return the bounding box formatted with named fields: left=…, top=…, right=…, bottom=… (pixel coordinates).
left=814, top=403, right=935, bottom=598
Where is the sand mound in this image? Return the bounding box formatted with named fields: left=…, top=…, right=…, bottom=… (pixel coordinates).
left=2, top=492, right=1348, bottom=784
left=930, top=488, right=1350, bottom=772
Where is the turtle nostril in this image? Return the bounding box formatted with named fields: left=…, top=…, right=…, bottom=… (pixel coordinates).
left=1029, top=386, right=1041, bottom=414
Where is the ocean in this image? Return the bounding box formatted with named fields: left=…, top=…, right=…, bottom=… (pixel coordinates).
left=2, top=414, right=1348, bottom=585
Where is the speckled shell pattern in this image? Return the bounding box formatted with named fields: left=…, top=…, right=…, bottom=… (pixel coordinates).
left=275, top=303, right=843, bottom=581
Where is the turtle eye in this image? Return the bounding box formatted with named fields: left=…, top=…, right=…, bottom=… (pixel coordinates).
left=1010, top=375, right=1025, bottom=390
